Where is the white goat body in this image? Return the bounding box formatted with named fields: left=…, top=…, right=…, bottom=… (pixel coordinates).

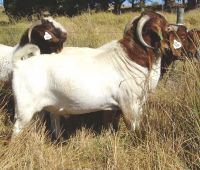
left=0, top=44, right=14, bottom=81
left=13, top=11, right=181, bottom=138
left=12, top=41, right=161, bottom=136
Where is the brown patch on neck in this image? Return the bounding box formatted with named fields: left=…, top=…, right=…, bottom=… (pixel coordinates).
left=119, top=26, right=155, bottom=70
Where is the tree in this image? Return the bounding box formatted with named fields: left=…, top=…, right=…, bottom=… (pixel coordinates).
left=96, top=0, right=109, bottom=11
left=4, top=0, right=93, bottom=17
left=194, top=0, right=200, bottom=7
left=128, top=0, right=147, bottom=9
left=4, top=0, right=58, bottom=18
left=187, top=0, right=196, bottom=10
left=110, top=0, right=125, bottom=14
left=128, top=0, right=137, bottom=9
left=140, top=0, right=145, bottom=11
left=164, top=0, right=175, bottom=10
left=176, top=0, right=200, bottom=10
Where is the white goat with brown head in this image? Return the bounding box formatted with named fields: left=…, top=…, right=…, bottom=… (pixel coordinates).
left=11, top=11, right=190, bottom=139
left=0, top=17, right=67, bottom=128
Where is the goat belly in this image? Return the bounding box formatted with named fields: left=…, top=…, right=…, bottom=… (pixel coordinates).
left=46, top=82, right=119, bottom=115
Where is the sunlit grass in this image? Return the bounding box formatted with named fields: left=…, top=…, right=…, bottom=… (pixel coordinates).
left=0, top=9, right=200, bottom=169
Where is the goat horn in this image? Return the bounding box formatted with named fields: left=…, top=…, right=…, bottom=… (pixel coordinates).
left=124, top=16, right=139, bottom=36
left=136, top=15, right=153, bottom=49
left=28, top=20, right=42, bottom=43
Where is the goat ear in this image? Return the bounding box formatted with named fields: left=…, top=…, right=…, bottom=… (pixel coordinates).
left=169, top=33, right=183, bottom=57
left=33, top=28, right=59, bottom=43
left=154, top=27, right=163, bottom=41
left=42, top=30, right=67, bottom=44
left=150, top=25, right=164, bottom=49
left=43, top=31, right=60, bottom=43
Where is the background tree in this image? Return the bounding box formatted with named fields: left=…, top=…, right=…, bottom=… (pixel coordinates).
left=128, top=0, right=136, bottom=9
left=180, top=0, right=200, bottom=11
left=187, top=0, right=197, bottom=10
left=4, top=0, right=110, bottom=17
left=164, top=0, right=175, bottom=11
left=4, top=0, right=58, bottom=18
left=198, top=0, right=200, bottom=6
left=139, top=0, right=145, bottom=11
left=4, top=0, right=200, bottom=19
left=96, top=0, right=109, bottom=11
left=110, top=0, right=125, bottom=14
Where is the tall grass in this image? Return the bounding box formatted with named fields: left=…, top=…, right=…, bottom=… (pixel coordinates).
left=0, top=9, right=200, bottom=169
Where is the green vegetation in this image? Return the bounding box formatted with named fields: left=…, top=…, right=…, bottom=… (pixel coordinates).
left=0, top=10, right=200, bottom=169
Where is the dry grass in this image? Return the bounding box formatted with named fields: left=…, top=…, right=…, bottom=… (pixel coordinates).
left=0, top=9, right=200, bottom=169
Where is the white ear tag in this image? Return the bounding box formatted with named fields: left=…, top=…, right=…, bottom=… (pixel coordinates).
left=44, top=32, right=52, bottom=40
left=173, top=39, right=182, bottom=49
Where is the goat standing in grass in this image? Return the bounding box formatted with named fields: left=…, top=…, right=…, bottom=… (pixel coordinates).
left=0, top=17, right=67, bottom=137
left=11, top=11, right=190, bottom=138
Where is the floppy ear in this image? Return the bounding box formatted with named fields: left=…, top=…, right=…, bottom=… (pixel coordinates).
left=43, top=31, right=60, bottom=43
left=150, top=25, right=164, bottom=49
left=39, top=29, right=67, bottom=44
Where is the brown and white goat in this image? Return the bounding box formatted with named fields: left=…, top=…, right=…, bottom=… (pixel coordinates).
left=0, top=17, right=67, bottom=124
left=11, top=11, right=190, bottom=139
left=54, top=18, right=200, bottom=138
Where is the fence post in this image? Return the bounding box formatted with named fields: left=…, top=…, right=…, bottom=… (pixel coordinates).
left=176, top=7, right=184, bottom=24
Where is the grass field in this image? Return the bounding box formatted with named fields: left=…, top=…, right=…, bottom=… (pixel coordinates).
left=0, top=9, right=200, bottom=169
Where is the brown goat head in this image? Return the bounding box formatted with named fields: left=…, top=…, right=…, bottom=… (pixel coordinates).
left=121, top=12, right=192, bottom=70
left=19, top=17, right=67, bottom=54
left=161, top=26, right=200, bottom=77
left=121, top=11, right=181, bottom=69
left=166, top=24, right=189, bottom=60
left=160, top=24, right=190, bottom=77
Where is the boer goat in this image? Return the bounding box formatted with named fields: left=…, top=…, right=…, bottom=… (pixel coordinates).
left=0, top=17, right=67, bottom=82
left=55, top=20, right=198, bottom=138
left=0, top=17, right=67, bottom=125
left=11, top=11, right=188, bottom=138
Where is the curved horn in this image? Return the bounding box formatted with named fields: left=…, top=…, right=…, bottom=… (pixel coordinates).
left=28, top=20, right=42, bottom=43
left=124, top=16, right=139, bottom=36
left=136, top=15, right=153, bottom=49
